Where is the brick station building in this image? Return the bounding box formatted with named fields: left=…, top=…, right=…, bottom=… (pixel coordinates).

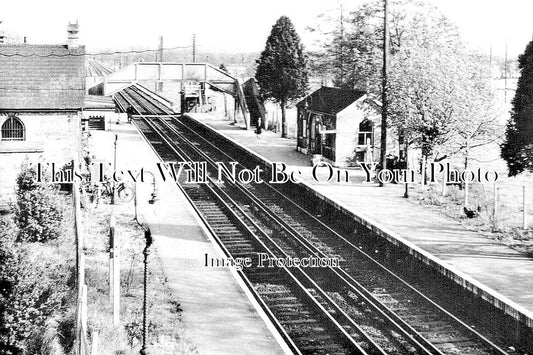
left=0, top=24, right=85, bottom=207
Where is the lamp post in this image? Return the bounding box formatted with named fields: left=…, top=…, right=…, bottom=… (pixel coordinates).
left=111, top=134, right=118, bottom=204
left=133, top=171, right=158, bottom=355
left=139, top=227, right=152, bottom=355
left=402, top=130, right=409, bottom=198
left=403, top=147, right=409, bottom=198
left=379, top=0, right=389, bottom=187
left=134, top=171, right=158, bottom=223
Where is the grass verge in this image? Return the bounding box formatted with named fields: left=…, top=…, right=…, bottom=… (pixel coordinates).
left=81, top=197, right=197, bottom=354
left=409, top=179, right=533, bottom=257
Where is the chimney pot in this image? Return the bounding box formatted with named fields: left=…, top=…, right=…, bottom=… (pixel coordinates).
left=67, top=21, right=79, bottom=48
left=0, top=21, right=5, bottom=44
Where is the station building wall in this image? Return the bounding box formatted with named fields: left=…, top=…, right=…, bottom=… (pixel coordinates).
left=0, top=112, right=81, bottom=207
left=335, top=102, right=366, bottom=166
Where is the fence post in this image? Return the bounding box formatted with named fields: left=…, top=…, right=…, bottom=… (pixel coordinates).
left=77, top=300, right=82, bottom=354
left=492, top=182, right=498, bottom=232
left=109, top=215, right=115, bottom=303
left=90, top=331, right=99, bottom=355
left=81, top=284, right=88, bottom=338
left=76, top=224, right=85, bottom=354
left=78, top=283, right=88, bottom=355
left=73, top=180, right=86, bottom=354
left=464, top=181, right=469, bottom=208
left=79, top=254, right=85, bottom=295
left=113, top=228, right=120, bottom=326
left=109, top=214, right=120, bottom=325
left=73, top=182, right=83, bottom=286
left=522, top=184, right=527, bottom=230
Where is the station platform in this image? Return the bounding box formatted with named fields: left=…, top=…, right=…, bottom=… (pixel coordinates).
left=187, top=113, right=533, bottom=328
left=87, top=123, right=287, bottom=354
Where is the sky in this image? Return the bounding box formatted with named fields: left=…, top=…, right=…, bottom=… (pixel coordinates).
left=1, top=0, right=532, bottom=58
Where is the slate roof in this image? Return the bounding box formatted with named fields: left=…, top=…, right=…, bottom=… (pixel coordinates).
left=0, top=44, right=85, bottom=110
left=296, top=86, right=366, bottom=115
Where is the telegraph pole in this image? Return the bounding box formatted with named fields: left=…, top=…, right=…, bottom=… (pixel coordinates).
left=157, top=36, right=163, bottom=62
left=379, top=0, right=389, bottom=186
left=489, top=41, right=492, bottom=69
left=504, top=38, right=508, bottom=103
left=192, top=34, right=196, bottom=63
left=156, top=36, right=164, bottom=93
left=339, top=3, right=345, bottom=84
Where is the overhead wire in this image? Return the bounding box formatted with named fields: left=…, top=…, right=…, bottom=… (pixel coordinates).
left=0, top=45, right=193, bottom=57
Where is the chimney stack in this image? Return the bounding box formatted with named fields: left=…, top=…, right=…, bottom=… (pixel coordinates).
left=67, top=21, right=79, bottom=47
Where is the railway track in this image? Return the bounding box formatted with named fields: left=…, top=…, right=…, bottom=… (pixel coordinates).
left=113, top=86, right=519, bottom=355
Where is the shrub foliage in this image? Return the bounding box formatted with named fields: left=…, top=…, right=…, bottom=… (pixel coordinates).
left=15, top=163, right=64, bottom=243
left=0, top=162, right=74, bottom=353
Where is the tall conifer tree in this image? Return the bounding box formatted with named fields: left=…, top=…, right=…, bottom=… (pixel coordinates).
left=256, top=16, right=308, bottom=138
left=502, top=40, right=533, bottom=176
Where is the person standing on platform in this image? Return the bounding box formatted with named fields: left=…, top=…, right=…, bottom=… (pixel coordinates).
left=255, top=118, right=262, bottom=138
left=126, top=105, right=135, bottom=123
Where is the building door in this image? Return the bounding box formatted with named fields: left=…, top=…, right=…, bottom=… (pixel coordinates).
left=357, top=119, right=374, bottom=162
left=314, top=118, right=322, bottom=154
left=309, top=114, right=322, bottom=154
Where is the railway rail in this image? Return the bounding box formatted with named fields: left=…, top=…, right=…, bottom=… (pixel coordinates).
left=113, top=86, right=522, bottom=355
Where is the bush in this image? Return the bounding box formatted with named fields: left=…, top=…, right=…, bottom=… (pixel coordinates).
left=16, top=188, right=64, bottom=243
left=15, top=162, right=42, bottom=194
left=0, top=219, right=20, bottom=354
left=56, top=309, right=76, bottom=353
left=0, top=228, right=73, bottom=354
left=15, top=163, right=64, bottom=243
left=0, top=249, right=71, bottom=354
left=0, top=162, right=75, bottom=354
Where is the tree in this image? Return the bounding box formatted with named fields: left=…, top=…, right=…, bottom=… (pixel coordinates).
left=309, top=0, right=461, bottom=94
left=388, top=43, right=497, bottom=181
left=501, top=40, right=533, bottom=176
left=305, top=2, right=379, bottom=91
left=256, top=16, right=309, bottom=138
left=388, top=46, right=461, bottom=182
left=308, top=5, right=350, bottom=86
left=449, top=86, right=502, bottom=171
left=309, top=0, right=500, bottom=182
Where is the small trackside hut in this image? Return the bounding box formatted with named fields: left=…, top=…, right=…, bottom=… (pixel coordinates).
left=296, top=86, right=384, bottom=167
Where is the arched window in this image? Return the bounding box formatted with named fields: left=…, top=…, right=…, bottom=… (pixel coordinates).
left=358, top=119, right=373, bottom=146
left=1, top=116, right=25, bottom=141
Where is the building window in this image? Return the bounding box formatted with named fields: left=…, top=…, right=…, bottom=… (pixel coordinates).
left=358, top=119, right=373, bottom=146
left=322, top=115, right=335, bottom=130
left=1, top=116, right=25, bottom=141
left=322, top=134, right=336, bottom=161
